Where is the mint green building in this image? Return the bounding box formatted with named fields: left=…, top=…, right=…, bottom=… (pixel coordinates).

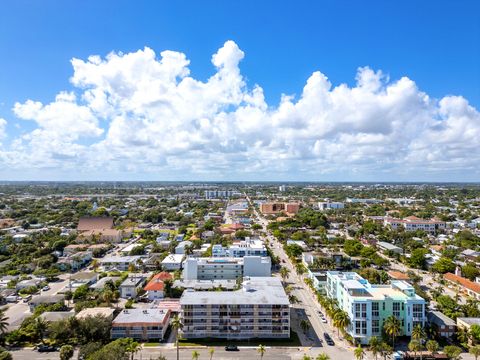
left=326, top=271, right=425, bottom=344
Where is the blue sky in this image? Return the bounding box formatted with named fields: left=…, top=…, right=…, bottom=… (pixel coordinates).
left=0, top=1, right=479, bottom=181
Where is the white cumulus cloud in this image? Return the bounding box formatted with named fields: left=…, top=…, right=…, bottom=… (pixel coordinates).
left=3, top=40, right=480, bottom=180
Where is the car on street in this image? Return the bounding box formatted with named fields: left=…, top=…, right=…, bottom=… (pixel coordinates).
left=22, top=295, right=32, bottom=303
left=321, top=317, right=327, bottom=323
left=36, top=345, right=57, bottom=352
left=225, top=345, right=239, bottom=351
left=42, top=285, right=50, bottom=291
left=323, top=333, right=335, bottom=346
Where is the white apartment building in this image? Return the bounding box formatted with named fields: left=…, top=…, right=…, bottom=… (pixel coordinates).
left=183, top=256, right=271, bottom=281
left=384, top=216, right=446, bottom=234
left=204, top=190, right=236, bottom=199
left=326, top=271, right=426, bottom=344
left=180, top=277, right=290, bottom=339
left=212, top=238, right=267, bottom=258
left=318, top=202, right=345, bottom=210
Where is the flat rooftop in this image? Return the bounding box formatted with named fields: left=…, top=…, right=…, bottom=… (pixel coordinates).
left=180, top=277, right=289, bottom=306
left=113, top=309, right=169, bottom=324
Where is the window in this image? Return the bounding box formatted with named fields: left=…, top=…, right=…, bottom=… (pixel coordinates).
left=413, top=304, right=423, bottom=319
left=393, top=302, right=400, bottom=317
left=372, top=320, right=380, bottom=334
left=372, top=302, right=379, bottom=317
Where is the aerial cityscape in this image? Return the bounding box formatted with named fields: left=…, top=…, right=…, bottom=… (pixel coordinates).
left=0, top=1, right=479, bottom=360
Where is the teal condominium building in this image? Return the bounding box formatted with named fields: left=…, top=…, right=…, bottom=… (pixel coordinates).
left=326, top=271, right=425, bottom=344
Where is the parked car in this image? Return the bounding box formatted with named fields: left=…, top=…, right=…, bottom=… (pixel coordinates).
left=225, top=345, right=239, bottom=351
left=22, top=295, right=32, bottom=303
left=37, top=345, right=57, bottom=352
left=42, top=285, right=50, bottom=291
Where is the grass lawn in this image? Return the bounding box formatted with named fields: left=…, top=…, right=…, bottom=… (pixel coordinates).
left=179, top=331, right=301, bottom=347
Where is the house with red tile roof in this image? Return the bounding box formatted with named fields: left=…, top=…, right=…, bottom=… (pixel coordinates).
left=144, top=272, right=173, bottom=300
left=444, top=272, right=480, bottom=300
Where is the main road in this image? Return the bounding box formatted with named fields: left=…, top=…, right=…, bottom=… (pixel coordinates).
left=246, top=195, right=353, bottom=359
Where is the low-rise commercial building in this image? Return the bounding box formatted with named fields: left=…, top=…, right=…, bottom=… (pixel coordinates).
left=180, top=277, right=290, bottom=339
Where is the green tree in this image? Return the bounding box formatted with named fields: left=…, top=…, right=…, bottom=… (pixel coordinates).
left=368, top=336, right=381, bottom=360
left=257, top=344, right=266, bottom=360
left=432, top=257, right=456, bottom=274
left=300, top=319, right=310, bottom=333
left=171, top=314, right=183, bottom=360
left=192, top=350, right=200, bottom=360
left=59, top=345, right=74, bottom=360
left=443, top=345, right=462, bottom=360
left=408, top=248, right=428, bottom=269
left=333, top=309, right=350, bottom=336
left=279, top=267, right=290, bottom=282
left=383, top=315, right=401, bottom=350
left=316, top=354, right=330, bottom=360
left=470, top=345, right=480, bottom=360
left=0, top=310, right=9, bottom=340
left=426, top=340, right=439, bottom=358
left=408, top=340, right=422, bottom=360
left=354, top=345, right=365, bottom=360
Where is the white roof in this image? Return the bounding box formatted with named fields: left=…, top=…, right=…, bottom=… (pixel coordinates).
left=180, top=277, right=289, bottom=306
left=162, top=254, right=184, bottom=264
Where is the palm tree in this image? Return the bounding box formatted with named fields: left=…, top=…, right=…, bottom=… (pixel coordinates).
left=126, top=340, right=141, bottom=360
left=300, top=319, right=310, bottom=333
left=354, top=345, right=365, bottom=360
left=192, top=350, right=200, bottom=360
left=383, top=315, right=401, bottom=350
left=208, top=347, right=214, bottom=360
left=470, top=345, right=480, bottom=360
left=333, top=309, right=350, bottom=337
left=102, top=288, right=113, bottom=305
left=408, top=340, right=421, bottom=360
left=368, top=336, right=381, bottom=360
left=0, top=310, right=9, bottom=339
left=280, top=267, right=290, bottom=282
left=34, top=317, right=49, bottom=344
left=412, top=324, right=426, bottom=342
left=302, top=355, right=312, bottom=360
left=171, top=314, right=183, bottom=360
left=426, top=340, right=439, bottom=358
left=444, top=345, right=462, bottom=360
left=316, top=354, right=330, bottom=360
left=257, top=344, right=266, bottom=360
left=380, top=342, right=393, bottom=360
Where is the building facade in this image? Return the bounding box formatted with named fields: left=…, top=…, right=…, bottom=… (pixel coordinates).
left=180, top=277, right=290, bottom=339
left=325, top=271, right=426, bottom=344
left=111, top=309, right=170, bottom=341
left=183, top=256, right=271, bottom=281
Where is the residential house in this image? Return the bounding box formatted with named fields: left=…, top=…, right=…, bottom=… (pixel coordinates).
left=144, top=272, right=173, bottom=300
left=119, top=276, right=147, bottom=299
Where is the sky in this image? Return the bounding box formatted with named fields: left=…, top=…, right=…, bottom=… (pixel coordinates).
left=0, top=0, right=479, bottom=182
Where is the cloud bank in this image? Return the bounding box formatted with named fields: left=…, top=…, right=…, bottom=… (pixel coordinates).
left=2, top=40, right=480, bottom=180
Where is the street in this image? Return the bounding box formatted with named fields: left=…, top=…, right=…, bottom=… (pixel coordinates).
left=247, top=196, right=353, bottom=359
